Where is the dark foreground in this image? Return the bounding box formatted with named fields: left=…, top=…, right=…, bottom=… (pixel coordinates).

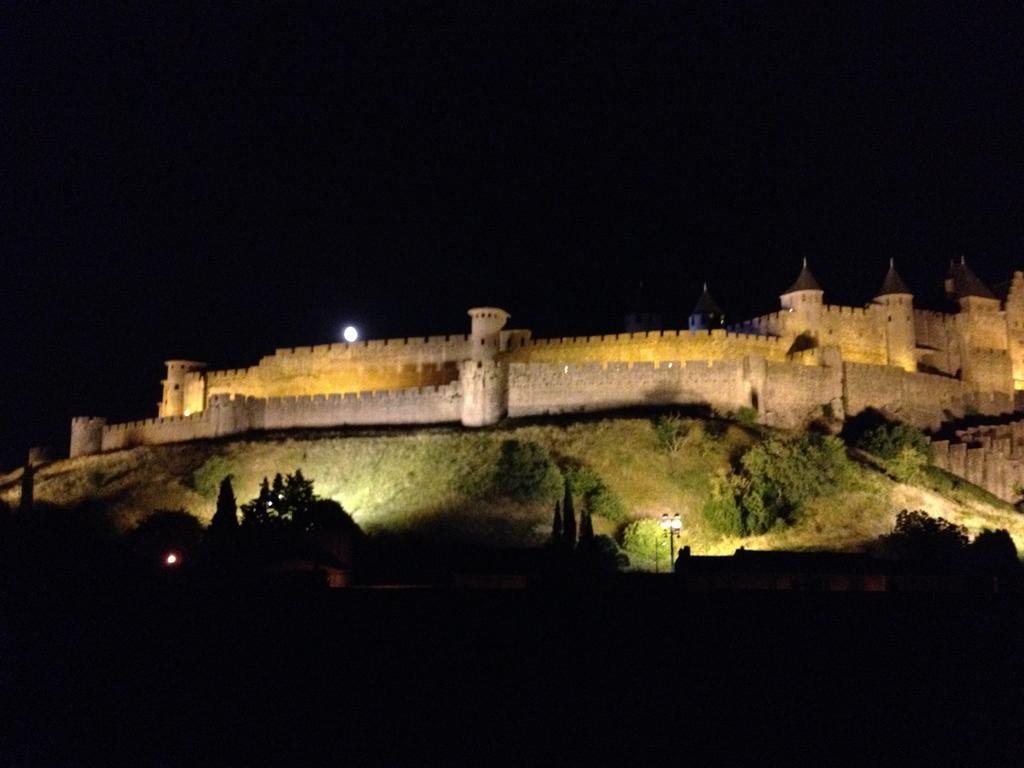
left=3, top=579, right=1024, bottom=766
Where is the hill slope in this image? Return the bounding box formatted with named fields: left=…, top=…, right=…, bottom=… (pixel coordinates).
left=4, top=416, right=1023, bottom=565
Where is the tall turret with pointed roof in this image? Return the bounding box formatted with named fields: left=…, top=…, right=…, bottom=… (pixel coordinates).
left=872, top=258, right=916, bottom=371
left=946, top=255, right=999, bottom=311
left=779, top=258, right=824, bottom=342
left=688, top=283, right=724, bottom=331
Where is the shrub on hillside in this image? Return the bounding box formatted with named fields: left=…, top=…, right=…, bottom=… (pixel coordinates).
left=857, top=422, right=932, bottom=461
left=701, top=470, right=745, bottom=536
left=857, top=423, right=932, bottom=482
left=621, top=518, right=673, bottom=570
left=873, top=509, right=968, bottom=562
left=559, top=461, right=627, bottom=522
left=654, top=413, right=691, bottom=453
left=494, top=440, right=562, bottom=502
left=739, top=434, right=851, bottom=531
left=127, top=509, right=205, bottom=563
left=701, top=434, right=852, bottom=536
left=585, top=484, right=627, bottom=523
left=735, top=406, right=758, bottom=426
left=971, top=528, right=1020, bottom=569
left=581, top=535, right=630, bottom=572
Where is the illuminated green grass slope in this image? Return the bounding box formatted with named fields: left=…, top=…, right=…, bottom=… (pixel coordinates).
left=4, top=417, right=1023, bottom=565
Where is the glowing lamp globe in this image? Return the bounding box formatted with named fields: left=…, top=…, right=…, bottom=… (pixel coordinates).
left=164, top=552, right=180, bottom=566
left=343, top=325, right=359, bottom=343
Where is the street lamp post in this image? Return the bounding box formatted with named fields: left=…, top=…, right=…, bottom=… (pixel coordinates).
left=660, top=513, right=682, bottom=572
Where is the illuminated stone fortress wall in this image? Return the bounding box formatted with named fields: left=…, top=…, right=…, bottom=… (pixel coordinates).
left=69, top=261, right=1024, bottom=458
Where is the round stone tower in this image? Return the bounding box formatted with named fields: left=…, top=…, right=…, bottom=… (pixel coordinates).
left=160, top=360, right=206, bottom=417
left=460, top=307, right=511, bottom=426
left=873, top=258, right=916, bottom=372
left=779, top=258, right=824, bottom=343
left=69, top=416, right=107, bottom=458
left=467, top=307, right=510, bottom=360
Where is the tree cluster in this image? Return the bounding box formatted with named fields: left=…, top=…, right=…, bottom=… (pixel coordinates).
left=702, top=434, right=852, bottom=536
left=856, top=422, right=933, bottom=482
left=874, top=509, right=1020, bottom=568
left=551, top=475, right=627, bottom=571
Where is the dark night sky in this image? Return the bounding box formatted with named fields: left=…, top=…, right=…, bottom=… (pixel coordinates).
left=3, top=2, right=1023, bottom=468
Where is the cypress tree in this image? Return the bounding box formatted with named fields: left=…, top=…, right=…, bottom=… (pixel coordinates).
left=241, top=477, right=272, bottom=528
left=578, top=506, right=594, bottom=551
left=562, top=477, right=576, bottom=549
left=551, top=500, right=563, bottom=545
left=211, top=476, right=238, bottom=532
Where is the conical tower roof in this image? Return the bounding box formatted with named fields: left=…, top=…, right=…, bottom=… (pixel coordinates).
left=876, top=258, right=911, bottom=296
left=690, top=283, right=722, bottom=317
left=947, top=256, right=996, bottom=300
left=782, top=258, right=822, bottom=294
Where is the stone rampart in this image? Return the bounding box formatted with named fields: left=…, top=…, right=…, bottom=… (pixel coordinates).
left=843, top=363, right=968, bottom=430
left=261, top=384, right=461, bottom=429
left=97, top=385, right=462, bottom=452
left=509, top=328, right=790, bottom=366
left=204, top=359, right=461, bottom=403
left=761, top=359, right=843, bottom=428
left=507, top=359, right=749, bottom=418
left=932, top=419, right=1024, bottom=502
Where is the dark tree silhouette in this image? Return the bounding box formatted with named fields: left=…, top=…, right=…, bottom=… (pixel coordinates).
left=561, top=477, right=576, bottom=549
left=875, top=509, right=969, bottom=562
left=551, top=500, right=562, bottom=545
left=284, top=469, right=316, bottom=524
left=971, top=528, right=1020, bottom=569
left=128, top=509, right=204, bottom=563
left=19, top=461, right=34, bottom=514
left=241, top=478, right=273, bottom=528
left=270, top=473, right=287, bottom=521
left=211, top=476, right=238, bottom=532
left=295, top=497, right=357, bottom=533
left=578, top=507, right=594, bottom=550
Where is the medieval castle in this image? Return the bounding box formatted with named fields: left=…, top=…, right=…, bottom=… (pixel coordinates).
left=69, top=259, right=1024, bottom=500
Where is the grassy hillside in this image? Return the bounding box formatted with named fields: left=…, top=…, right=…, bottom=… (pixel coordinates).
left=4, top=415, right=1024, bottom=567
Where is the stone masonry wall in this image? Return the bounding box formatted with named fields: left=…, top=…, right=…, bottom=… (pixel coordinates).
left=507, top=328, right=790, bottom=366
left=201, top=335, right=477, bottom=405
left=932, top=419, right=1024, bottom=503
left=507, top=359, right=749, bottom=418
left=100, top=385, right=462, bottom=452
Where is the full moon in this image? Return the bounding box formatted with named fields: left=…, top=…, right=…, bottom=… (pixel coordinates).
left=343, top=325, right=359, bottom=343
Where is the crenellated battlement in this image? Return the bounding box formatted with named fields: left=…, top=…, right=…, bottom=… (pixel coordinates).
left=823, top=303, right=871, bottom=318
left=269, top=333, right=472, bottom=359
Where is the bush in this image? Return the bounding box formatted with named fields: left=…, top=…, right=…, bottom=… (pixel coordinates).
left=701, top=470, right=745, bottom=536
left=494, top=440, right=561, bottom=502
left=654, top=414, right=690, bottom=453
left=971, top=529, right=1020, bottom=569
left=584, top=485, right=627, bottom=523
left=700, top=434, right=852, bottom=537
left=858, top=422, right=932, bottom=462
left=582, top=535, right=630, bottom=572
left=735, top=406, right=758, bottom=425
left=874, top=509, right=968, bottom=561
left=561, top=462, right=627, bottom=522
left=888, top=445, right=928, bottom=483
left=738, top=434, right=851, bottom=533
left=127, top=509, right=205, bottom=563
left=621, top=518, right=668, bottom=569
left=562, top=463, right=603, bottom=497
